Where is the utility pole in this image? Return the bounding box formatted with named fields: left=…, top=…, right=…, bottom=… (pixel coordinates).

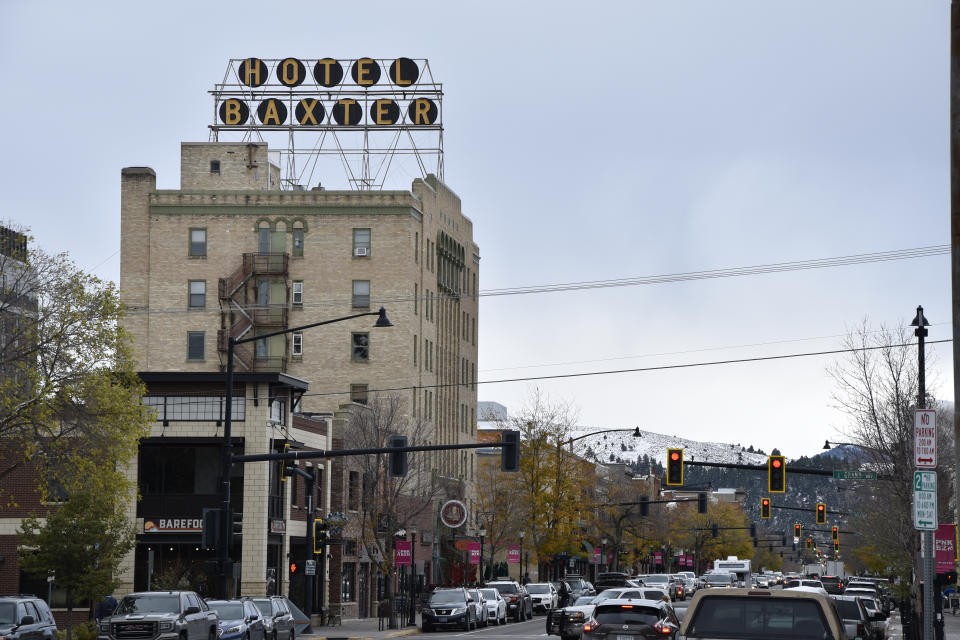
left=914, top=306, right=934, bottom=640
left=951, top=0, right=960, bottom=612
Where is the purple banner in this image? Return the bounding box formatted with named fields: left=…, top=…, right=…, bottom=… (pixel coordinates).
left=508, top=544, right=521, bottom=563
left=395, top=540, right=412, bottom=566
left=936, top=524, right=958, bottom=573
left=593, top=549, right=601, bottom=565
left=654, top=552, right=662, bottom=563
left=468, top=541, right=481, bottom=565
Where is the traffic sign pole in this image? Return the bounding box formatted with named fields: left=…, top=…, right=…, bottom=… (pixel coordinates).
left=912, top=306, right=934, bottom=640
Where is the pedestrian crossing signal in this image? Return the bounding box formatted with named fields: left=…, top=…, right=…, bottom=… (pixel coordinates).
left=761, top=498, right=771, bottom=519
left=667, top=448, right=683, bottom=485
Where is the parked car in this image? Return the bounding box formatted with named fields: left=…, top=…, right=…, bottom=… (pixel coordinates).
left=466, top=589, right=489, bottom=627
left=421, top=588, right=477, bottom=632
left=98, top=592, right=218, bottom=640
left=0, top=595, right=57, bottom=640
left=581, top=598, right=680, bottom=639
left=831, top=594, right=879, bottom=640
left=488, top=579, right=533, bottom=621
left=249, top=597, right=295, bottom=640
left=206, top=600, right=266, bottom=640
left=526, top=583, right=559, bottom=613
left=678, top=588, right=847, bottom=640
left=478, top=588, right=507, bottom=625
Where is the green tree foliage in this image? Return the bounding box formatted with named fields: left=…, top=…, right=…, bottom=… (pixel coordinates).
left=0, top=237, right=150, bottom=502
left=19, top=477, right=136, bottom=640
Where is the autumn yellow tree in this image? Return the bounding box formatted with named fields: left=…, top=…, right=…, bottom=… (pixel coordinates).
left=666, top=501, right=753, bottom=572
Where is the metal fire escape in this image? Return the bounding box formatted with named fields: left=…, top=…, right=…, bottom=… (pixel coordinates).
left=218, top=252, right=290, bottom=372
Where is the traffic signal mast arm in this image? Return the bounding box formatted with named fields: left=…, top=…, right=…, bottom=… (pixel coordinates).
left=234, top=439, right=507, bottom=463
left=684, top=459, right=887, bottom=478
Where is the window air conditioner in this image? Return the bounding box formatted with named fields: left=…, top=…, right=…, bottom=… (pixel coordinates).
left=354, top=247, right=369, bottom=257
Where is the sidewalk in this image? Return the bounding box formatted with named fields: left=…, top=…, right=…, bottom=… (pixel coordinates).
left=302, top=615, right=423, bottom=640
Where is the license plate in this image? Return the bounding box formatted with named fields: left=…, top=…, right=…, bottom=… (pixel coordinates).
left=437, top=617, right=446, bottom=622
left=617, top=635, right=634, bottom=640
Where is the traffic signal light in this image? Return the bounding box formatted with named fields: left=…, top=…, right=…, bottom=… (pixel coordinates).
left=760, top=498, right=771, bottom=519
left=805, top=537, right=812, bottom=549
left=201, top=508, right=221, bottom=550
left=697, top=492, right=707, bottom=514
left=711, top=523, right=719, bottom=538
left=314, top=518, right=330, bottom=555
left=280, top=442, right=291, bottom=481
left=794, top=523, right=802, bottom=538
left=768, top=455, right=785, bottom=493
left=831, top=526, right=838, bottom=541
left=501, top=430, right=520, bottom=472
left=833, top=541, right=839, bottom=553
left=815, top=503, right=826, bottom=525
left=230, top=510, right=242, bottom=546
left=389, top=435, right=408, bottom=477
left=667, top=449, right=683, bottom=485
left=639, top=495, right=649, bottom=517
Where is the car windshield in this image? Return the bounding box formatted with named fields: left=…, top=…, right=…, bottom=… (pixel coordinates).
left=644, top=591, right=668, bottom=600
left=573, top=596, right=594, bottom=605
left=858, top=598, right=878, bottom=612
left=491, top=584, right=517, bottom=594
left=706, top=574, right=734, bottom=584
left=834, top=600, right=863, bottom=620
left=527, top=585, right=550, bottom=594
left=252, top=600, right=271, bottom=616
left=645, top=575, right=670, bottom=582
left=687, top=596, right=828, bottom=638
left=211, top=604, right=244, bottom=620
left=468, top=591, right=481, bottom=600
left=0, top=603, right=16, bottom=624
left=594, top=605, right=660, bottom=627
left=431, top=591, right=466, bottom=605
left=115, top=595, right=180, bottom=615
left=480, top=590, right=498, bottom=600
left=596, top=589, right=626, bottom=601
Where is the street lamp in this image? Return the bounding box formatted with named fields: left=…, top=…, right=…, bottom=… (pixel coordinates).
left=217, top=306, right=392, bottom=597
left=566, top=427, right=641, bottom=452
left=478, top=528, right=487, bottom=586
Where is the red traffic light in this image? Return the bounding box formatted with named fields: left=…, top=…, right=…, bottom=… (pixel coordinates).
left=771, top=459, right=782, bottom=469
left=670, top=451, right=680, bottom=461
left=762, top=498, right=770, bottom=506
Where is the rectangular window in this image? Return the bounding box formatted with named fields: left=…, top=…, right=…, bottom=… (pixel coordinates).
left=348, top=471, right=360, bottom=511
left=189, top=229, right=206, bottom=256
left=352, top=332, right=369, bottom=361
left=258, top=228, right=270, bottom=253
left=187, top=331, right=205, bottom=360
left=414, top=283, right=418, bottom=315
left=350, top=384, right=368, bottom=405
left=352, top=280, right=370, bottom=308
left=188, top=280, right=206, bottom=308
left=415, top=232, right=419, bottom=263
left=353, top=228, right=371, bottom=256
left=292, top=332, right=303, bottom=356
left=292, top=281, right=303, bottom=305
left=413, top=335, right=418, bottom=365
left=210, top=160, right=220, bottom=174
left=292, top=229, right=304, bottom=257
left=342, top=562, right=356, bottom=602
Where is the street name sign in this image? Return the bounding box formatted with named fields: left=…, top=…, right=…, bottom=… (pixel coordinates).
left=913, top=470, right=937, bottom=531
left=833, top=470, right=878, bottom=480
left=914, top=409, right=937, bottom=468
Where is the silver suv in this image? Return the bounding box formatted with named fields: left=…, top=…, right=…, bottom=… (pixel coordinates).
left=98, top=592, right=219, bottom=640
left=0, top=595, right=58, bottom=640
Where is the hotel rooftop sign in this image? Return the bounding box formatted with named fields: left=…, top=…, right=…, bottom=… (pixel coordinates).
left=210, top=57, right=443, bottom=189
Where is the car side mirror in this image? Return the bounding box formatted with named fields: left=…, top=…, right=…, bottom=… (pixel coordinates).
left=19, top=615, right=35, bottom=626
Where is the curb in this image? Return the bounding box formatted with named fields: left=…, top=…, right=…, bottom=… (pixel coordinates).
left=384, top=628, right=421, bottom=638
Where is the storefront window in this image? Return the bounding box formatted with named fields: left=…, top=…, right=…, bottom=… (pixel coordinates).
left=342, top=562, right=356, bottom=602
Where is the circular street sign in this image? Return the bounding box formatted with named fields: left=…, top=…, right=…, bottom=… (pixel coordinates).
left=440, top=499, right=468, bottom=528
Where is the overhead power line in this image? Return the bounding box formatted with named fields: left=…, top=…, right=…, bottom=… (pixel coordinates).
left=124, top=244, right=948, bottom=316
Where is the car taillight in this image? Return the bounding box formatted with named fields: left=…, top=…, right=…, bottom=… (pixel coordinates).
left=582, top=621, right=595, bottom=633
left=653, top=622, right=672, bottom=635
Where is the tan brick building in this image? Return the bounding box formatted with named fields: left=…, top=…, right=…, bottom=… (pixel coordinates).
left=118, top=142, right=480, bottom=613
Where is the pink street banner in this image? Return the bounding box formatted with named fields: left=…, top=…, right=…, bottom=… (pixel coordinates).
left=508, top=544, right=521, bottom=563
left=593, top=549, right=601, bottom=565
left=395, top=541, right=412, bottom=566
left=936, top=524, right=958, bottom=573
left=468, top=541, right=481, bottom=565
left=654, top=552, right=662, bottom=564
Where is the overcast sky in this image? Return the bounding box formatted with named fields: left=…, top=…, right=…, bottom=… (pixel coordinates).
left=1, top=1, right=951, bottom=458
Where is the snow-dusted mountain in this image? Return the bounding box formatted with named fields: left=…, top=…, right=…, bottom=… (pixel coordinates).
left=568, top=427, right=772, bottom=468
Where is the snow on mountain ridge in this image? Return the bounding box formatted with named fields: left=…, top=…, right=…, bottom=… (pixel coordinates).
left=569, top=427, right=771, bottom=468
